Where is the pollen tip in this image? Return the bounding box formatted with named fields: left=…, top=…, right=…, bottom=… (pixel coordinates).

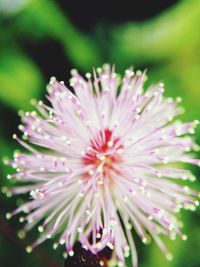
left=96, top=233, right=101, bottom=238
left=26, top=245, right=33, bottom=253
left=6, top=212, right=12, bottom=220
left=17, top=230, right=26, bottom=239
left=30, top=98, right=37, bottom=105
left=2, top=156, right=9, bottom=165
left=77, top=227, right=83, bottom=233
left=1, top=186, right=8, bottom=194
left=126, top=222, right=132, bottom=230
left=176, top=96, right=182, bottom=103
left=38, top=225, right=44, bottom=233
left=118, top=260, right=124, bottom=267
left=85, top=73, right=91, bottom=79
left=18, top=124, right=24, bottom=131
left=7, top=174, right=12, bottom=180
left=46, top=234, right=52, bottom=239
left=182, top=234, right=187, bottom=241
left=12, top=134, right=17, bottom=140
left=71, top=69, right=78, bottom=75
left=63, top=252, right=67, bottom=259
left=166, top=253, right=173, bottom=261
left=107, top=242, right=114, bottom=250
left=69, top=250, right=74, bottom=257
left=82, top=244, right=88, bottom=250
left=159, top=82, right=164, bottom=87
left=18, top=109, right=24, bottom=117
left=59, top=239, right=65, bottom=245
left=19, top=216, right=25, bottom=223
left=53, top=243, right=58, bottom=250
left=49, top=76, right=56, bottom=85
left=125, top=69, right=134, bottom=78
left=97, top=67, right=102, bottom=73
left=142, top=237, right=147, bottom=244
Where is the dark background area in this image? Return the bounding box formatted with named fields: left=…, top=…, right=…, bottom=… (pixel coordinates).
left=58, top=0, right=178, bottom=31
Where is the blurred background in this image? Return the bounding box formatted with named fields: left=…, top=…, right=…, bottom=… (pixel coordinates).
left=0, top=0, right=200, bottom=266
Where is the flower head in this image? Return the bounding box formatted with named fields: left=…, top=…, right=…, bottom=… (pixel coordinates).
left=6, top=65, right=200, bottom=266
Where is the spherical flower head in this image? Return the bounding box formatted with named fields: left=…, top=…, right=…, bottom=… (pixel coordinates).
left=6, top=65, right=200, bottom=267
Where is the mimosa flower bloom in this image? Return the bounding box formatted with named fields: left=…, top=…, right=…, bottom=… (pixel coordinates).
left=6, top=65, right=200, bottom=267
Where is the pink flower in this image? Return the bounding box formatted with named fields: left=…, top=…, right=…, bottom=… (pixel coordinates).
left=6, top=65, right=200, bottom=267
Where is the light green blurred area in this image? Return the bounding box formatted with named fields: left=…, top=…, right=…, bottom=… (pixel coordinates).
left=0, top=0, right=200, bottom=267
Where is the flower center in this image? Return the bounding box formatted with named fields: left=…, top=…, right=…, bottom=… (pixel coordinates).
left=82, top=129, right=123, bottom=181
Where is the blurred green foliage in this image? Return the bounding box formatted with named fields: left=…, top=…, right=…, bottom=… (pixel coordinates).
left=0, top=49, right=43, bottom=109
left=0, top=0, right=200, bottom=267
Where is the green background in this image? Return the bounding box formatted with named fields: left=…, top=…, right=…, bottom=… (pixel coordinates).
left=0, top=0, right=200, bottom=266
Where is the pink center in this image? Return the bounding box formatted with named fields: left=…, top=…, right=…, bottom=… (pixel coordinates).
left=82, top=129, right=123, bottom=181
